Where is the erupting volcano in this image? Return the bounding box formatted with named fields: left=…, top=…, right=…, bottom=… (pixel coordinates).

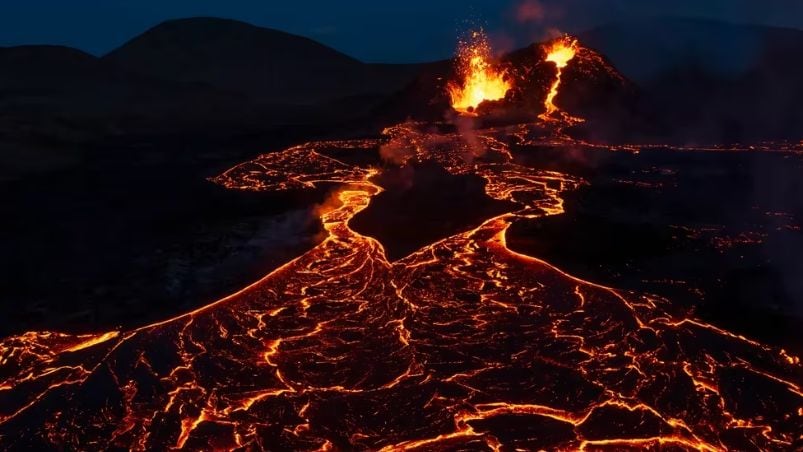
left=1, top=18, right=802, bottom=452
left=447, top=30, right=512, bottom=115
left=442, top=32, right=591, bottom=125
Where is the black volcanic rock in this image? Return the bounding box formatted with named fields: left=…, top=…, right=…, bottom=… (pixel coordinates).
left=103, top=17, right=422, bottom=105
left=350, top=162, right=515, bottom=261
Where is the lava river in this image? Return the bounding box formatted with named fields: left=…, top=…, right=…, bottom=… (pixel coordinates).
left=0, top=123, right=801, bottom=451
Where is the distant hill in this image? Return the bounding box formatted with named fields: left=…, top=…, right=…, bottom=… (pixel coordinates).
left=0, top=45, right=106, bottom=92
left=0, top=44, right=239, bottom=113
left=580, top=17, right=803, bottom=142
left=0, top=27, right=422, bottom=177
left=0, top=44, right=263, bottom=148
left=0, top=45, right=140, bottom=115
left=103, top=17, right=422, bottom=105
left=579, top=17, right=803, bottom=83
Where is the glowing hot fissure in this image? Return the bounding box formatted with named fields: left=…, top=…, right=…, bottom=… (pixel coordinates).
left=540, top=37, right=580, bottom=122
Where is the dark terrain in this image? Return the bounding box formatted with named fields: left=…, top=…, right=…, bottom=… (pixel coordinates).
left=351, top=163, right=516, bottom=261
left=580, top=17, right=803, bottom=142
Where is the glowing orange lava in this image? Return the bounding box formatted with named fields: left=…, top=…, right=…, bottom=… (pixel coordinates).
left=447, top=30, right=512, bottom=115
left=540, top=36, right=581, bottom=122
left=0, top=122, right=801, bottom=450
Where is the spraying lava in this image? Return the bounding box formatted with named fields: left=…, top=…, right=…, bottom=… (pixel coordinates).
left=447, top=30, right=512, bottom=115
left=540, top=36, right=581, bottom=122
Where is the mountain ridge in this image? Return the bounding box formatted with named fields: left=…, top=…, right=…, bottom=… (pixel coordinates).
left=102, top=17, right=423, bottom=105
left=579, top=16, right=803, bottom=82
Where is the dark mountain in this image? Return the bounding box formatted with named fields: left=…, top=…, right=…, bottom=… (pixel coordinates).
left=103, top=17, right=422, bottom=105
left=642, top=48, right=803, bottom=143
left=579, top=17, right=803, bottom=83
left=0, top=18, right=429, bottom=160
left=0, top=45, right=108, bottom=93
left=0, top=27, right=421, bottom=179
left=579, top=18, right=803, bottom=143
left=0, top=44, right=260, bottom=144
left=0, top=44, right=244, bottom=178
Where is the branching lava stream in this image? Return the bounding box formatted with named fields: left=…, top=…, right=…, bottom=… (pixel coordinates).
left=1, top=123, right=801, bottom=451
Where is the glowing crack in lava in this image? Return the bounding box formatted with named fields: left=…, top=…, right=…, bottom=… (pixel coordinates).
left=0, top=122, right=801, bottom=451
left=447, top=30, right=512, bottom=115
left=540, top=36, right=583, bottom=123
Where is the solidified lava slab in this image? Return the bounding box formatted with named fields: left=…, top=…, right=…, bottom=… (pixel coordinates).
left=350, top=161, right=516, bottom=261
left=0, top=123, right=801, bottom=451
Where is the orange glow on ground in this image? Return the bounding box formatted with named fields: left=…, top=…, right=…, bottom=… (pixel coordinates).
left=0, top=122, right=800, bottom=450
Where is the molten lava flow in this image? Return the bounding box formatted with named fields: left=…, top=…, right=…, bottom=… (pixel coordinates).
left=447, top=30, right=512, bottom=115
left=540, top=36, right=581, bottom=122
left=0, top=124, right=801, bottom=450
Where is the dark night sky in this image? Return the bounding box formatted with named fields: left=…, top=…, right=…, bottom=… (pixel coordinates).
left=1, top=0, right=801, bottom=62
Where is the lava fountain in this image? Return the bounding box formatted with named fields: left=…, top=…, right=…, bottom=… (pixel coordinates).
left=447, top=30, right=512, bottom=115
left=539, top=36, right=580, bottom=122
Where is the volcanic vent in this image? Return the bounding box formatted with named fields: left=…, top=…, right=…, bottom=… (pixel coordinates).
left=446, top=30, right=513, bottom=116
left=377, top=33, right=634, bottom=131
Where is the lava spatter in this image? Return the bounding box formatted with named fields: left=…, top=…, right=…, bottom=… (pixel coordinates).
left=0, top=123, right=801, bottom=451
left=447, top=30, right=512, bottom=115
